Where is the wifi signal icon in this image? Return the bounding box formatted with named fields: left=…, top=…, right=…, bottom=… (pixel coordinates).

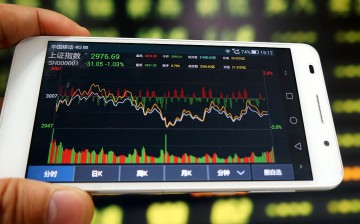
left=225, top=49, right=231, bottom=54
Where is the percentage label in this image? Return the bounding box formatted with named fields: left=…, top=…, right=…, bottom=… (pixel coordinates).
left=263, top=70, right=273, bottom=76
left=271, top=124, right=283, bottom=130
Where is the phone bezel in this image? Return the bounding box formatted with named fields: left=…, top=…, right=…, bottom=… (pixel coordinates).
left=0, top=37, right=343, bottom=193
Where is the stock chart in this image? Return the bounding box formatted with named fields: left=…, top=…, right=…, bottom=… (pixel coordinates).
left=47, top=54, right=273, bottom=166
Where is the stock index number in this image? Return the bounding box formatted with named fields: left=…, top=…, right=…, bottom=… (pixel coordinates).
left=41, top=123, right=53, bottom=129
left=90, top=53, right=120, bottom=60
left=46, top=94, right=58, bottom=99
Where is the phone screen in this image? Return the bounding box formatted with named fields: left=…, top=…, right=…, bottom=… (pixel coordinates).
left=26, top=41, right=312, bottom=183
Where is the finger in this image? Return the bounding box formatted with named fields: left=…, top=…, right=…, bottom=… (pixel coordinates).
left=0, top=4, right=90, bottom=49
left=0, top=178, right=94, bottom=224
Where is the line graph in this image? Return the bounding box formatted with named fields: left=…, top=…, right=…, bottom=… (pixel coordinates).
left=55, top=83, right=269, bottom=128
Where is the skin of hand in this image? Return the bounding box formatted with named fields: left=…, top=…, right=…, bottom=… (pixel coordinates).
left=0, top=4, right=94, bottom=224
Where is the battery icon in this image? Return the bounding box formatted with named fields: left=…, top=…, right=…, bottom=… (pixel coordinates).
left=251, top=50, right=259, bottom=54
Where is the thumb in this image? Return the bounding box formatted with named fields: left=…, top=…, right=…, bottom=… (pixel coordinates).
left=0, top=178, right=94, bottom=224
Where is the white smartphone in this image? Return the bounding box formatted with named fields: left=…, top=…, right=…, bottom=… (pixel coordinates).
left=0, top=37, right=343, bottom=193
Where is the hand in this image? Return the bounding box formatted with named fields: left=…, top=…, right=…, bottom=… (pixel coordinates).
left=0, top=4, right=93, bottom=224
left=0, top=3, right=90, bottom=49
left=0, top=3, right=90, bottom=113
left=0, top=179, right=94, bottom=224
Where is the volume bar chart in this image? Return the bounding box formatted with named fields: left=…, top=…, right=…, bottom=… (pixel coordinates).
left=48, top=134, right=275, bottom=164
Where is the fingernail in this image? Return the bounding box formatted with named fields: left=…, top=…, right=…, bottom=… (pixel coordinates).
left=47, top=190, right=85, bottom=224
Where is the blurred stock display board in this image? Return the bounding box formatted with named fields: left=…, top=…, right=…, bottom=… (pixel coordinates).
left=1, top=0, right=360, bottom=223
